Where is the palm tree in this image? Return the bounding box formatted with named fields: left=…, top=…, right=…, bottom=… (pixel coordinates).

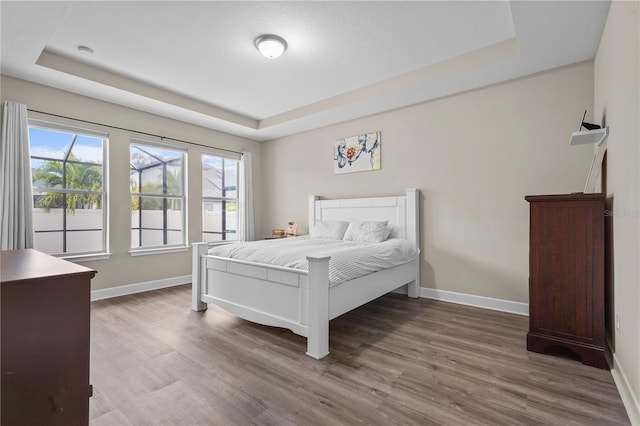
left=130, top=167, right=181, bottom=211
left=33, top=154, right=102, bottom=213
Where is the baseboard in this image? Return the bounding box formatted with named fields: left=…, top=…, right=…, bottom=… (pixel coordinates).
left=91, top=275, right=191, bottom=302
left=608, top=342, right=640, bottom=426
left=420, top=287, right=529, bottom=316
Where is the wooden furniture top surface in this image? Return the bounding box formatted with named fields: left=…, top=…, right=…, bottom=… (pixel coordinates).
left=1, top=249, right=96, bottom=286
left=525, top=193, right=605, bottom=203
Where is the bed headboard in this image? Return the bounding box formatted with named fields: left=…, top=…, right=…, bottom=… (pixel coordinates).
left=308, top=188, right=420, bottom=249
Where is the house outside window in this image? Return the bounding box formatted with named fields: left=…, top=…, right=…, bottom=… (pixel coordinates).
left=202, top=154, right=238, bottom=241
left=28, top=120, right=108, bottom=257
left=130, top=141, right=186, bottom=250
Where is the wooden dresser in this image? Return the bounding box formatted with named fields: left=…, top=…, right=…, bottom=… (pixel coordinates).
left=1, top=249, right=96, bottom=425
left=525, top=193, right=606, bottom=369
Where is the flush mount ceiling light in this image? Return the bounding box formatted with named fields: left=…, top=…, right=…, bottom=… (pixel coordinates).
left=254, top=34, right=287, bottom=59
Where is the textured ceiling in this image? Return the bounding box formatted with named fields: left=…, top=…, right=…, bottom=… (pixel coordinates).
left=1, top=1, right=610, bottom=141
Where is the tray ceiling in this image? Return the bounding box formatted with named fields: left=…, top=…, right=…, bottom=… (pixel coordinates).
left=1, top=1, right=609, bottom=141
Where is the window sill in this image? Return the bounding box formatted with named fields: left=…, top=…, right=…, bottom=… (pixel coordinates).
left=60, top=252, right=112, bottom=262
left=129, top=246, right=190, bottom=257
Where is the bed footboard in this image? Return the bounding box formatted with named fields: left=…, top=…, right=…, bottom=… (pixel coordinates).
left=191, top=244, right=333, bottom=359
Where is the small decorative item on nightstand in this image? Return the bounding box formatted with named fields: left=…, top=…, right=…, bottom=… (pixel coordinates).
left=286, top=222, right=298, bottom=237
left=264, top=229, right=286, bottom=239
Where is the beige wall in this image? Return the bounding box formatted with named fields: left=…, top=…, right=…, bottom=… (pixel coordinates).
left=1, top=75, right=264, bottom=290
left=594, top=0, right=640, bottom=421
left=261, top=62, right=595, bottom=303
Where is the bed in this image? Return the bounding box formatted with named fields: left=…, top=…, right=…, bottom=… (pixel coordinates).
left=191, top=188, right=420, bottom=359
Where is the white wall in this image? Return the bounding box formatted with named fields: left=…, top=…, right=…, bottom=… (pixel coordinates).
left=261, top=62, right=595, bottom=304
left=594, top=1, right=640, bottom=422
left=1, top=75, right=263, bottom=290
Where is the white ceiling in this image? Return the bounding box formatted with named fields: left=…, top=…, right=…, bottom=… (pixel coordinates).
left=1, top=1, right=610, bottom=141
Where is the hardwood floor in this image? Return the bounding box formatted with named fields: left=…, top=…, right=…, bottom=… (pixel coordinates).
left=89, top=285, right=629, bottom=425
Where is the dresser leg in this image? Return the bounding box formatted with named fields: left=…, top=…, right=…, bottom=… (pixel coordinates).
left=527, top=333, right=609, bottom=369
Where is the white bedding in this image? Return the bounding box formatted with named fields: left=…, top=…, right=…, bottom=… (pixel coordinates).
left=207, top=236, right=419, bottom=286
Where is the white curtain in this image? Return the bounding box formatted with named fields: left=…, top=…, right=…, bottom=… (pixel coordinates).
left=0, top=101, right=34, bottom=250
left=238, top=151, right=255, bottom=241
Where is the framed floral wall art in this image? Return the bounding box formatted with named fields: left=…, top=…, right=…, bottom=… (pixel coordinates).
left=334, top=131, right=381, bottom=175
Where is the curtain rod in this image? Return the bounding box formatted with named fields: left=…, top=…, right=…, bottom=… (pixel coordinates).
left=27, top=108, right=243, bottom=156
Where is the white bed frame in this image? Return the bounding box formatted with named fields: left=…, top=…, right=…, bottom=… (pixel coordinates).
left=191, top=188, right=420, bottom=359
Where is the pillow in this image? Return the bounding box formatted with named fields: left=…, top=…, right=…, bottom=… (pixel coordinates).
left=343, top=221, right=391, bottom=243
left=311, top=220, right=349, bottom=240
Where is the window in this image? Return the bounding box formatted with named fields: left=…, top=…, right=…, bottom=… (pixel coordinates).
left=202, top=154, right=238, bottom=241
left=130, top=141, right=186, bottom=250
left=28, top=121, right=108, bottom=257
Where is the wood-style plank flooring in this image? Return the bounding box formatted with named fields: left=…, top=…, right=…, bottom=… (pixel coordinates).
left=89, top=285, right=629, bottom=425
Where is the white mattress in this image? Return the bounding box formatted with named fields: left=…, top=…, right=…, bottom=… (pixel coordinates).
left=207, top=236, right=419, bottom=286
